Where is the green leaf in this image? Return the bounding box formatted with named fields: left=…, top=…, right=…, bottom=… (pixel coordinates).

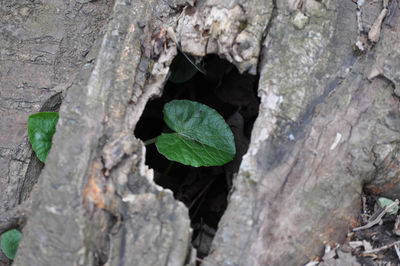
left=27, top=112, right=59, bottom=163
left=378, top=197, right=399, bottom=215
left=1, top=229, right=22, bottom=260
left=168, top=52, right=198, bottom=83
left=156, top=100, right=236, bottom=167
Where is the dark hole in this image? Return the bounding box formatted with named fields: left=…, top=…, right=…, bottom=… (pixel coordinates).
left=134, top=53, right=260, bottom=259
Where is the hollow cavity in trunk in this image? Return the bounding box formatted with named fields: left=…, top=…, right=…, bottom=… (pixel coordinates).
left=135, top=54, right=260, bottom=258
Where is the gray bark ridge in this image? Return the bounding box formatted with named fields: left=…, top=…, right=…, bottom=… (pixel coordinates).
left=14, top=0, right=193, bottom=265
left=205, top=0, right=400, bottom=265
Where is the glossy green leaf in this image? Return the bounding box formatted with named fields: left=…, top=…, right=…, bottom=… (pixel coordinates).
left=1, top=229, right=22, bottom=260
left=378, top=197, right=399, bottom=215
left=156, top=100, right=236, bottom=167
left=168, top=52, right=198, bottom=83
left=27, top=112, right=59, bottom=163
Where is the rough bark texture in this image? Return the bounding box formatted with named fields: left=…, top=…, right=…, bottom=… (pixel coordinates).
left=205, top=1, right=400, bottom=265
left=8, top=0, right=194, bottom=265
left=0, top=0, right=112, bottom=213
left=1, top=0, right=400, bottom=265
left=0, top=1, right=113, bottom=264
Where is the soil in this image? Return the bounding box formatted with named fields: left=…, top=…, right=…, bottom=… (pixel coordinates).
left=350, top=194, right=400, bottom=265
left=134, top=53, right=260, bottom=258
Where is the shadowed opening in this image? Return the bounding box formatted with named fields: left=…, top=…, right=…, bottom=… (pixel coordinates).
left=134, top=53, right=260, bottom=259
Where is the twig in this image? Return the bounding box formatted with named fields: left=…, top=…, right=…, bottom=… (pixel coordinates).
left=362, top=196, right=367, bottom=214
left=189, top=177, right=215, bottom=209
left=166, top=27, right=206, bottom=75
left=353, top=199, right=399, bottom=231
left=394, top=243, right=400, bottom=261
left=304, top=261, right=319, bottom=266
left=363, top=240, right=400, bottom=254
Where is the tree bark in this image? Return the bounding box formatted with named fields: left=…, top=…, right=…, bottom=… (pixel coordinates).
left=1, top=0, right=400, bottom=265
left=0, top=1, right=113, bottom=264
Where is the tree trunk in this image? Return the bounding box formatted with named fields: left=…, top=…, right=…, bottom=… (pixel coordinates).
left=1, top=0, right=400, bottom=265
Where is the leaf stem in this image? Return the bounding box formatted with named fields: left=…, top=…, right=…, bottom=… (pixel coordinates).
left=143, top=137, right=157, bottom=146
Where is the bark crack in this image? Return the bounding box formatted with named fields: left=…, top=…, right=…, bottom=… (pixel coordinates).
left=257, top=0, right=277, bottom=73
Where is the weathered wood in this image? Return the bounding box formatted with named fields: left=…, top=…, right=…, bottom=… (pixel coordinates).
left=205, top=1, right=400, bottom=265
left=0, top=0, right=112, bottom=213
left=0, top=1, right=112, bottom=265
left=13, top=0, right=194, bottom=265
left=2, top=0, right=400, bottom=265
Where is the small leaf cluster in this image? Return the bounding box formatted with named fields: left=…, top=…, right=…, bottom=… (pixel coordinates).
left=378, top=197, right=399, bottom=215
left=26, top=49, right=235, bottom=167
left=1, top=229, right=21, bottom=260
left=27, top=112, right=59, bottom=163
left=154, top=100, right=236, bottom=167
left=26, top=102, right=235, bottom=169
